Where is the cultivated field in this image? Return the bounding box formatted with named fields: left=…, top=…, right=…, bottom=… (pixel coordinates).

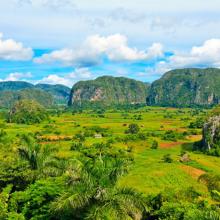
left=2, top=106, right=219, bottom=201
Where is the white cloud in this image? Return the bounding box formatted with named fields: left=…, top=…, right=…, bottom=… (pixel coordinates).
left=168, top=39, right=220, bottom=68
left=148, top=39, right=220, bottom=75
left=38, top=68, right=93, bottom=87
left=38, top=75, right=72, bottom=87
left=34, top=34, right=164, bottom=66
left=0, top=72, right=33, bottom=81
left=0, top=33, right=33, bottom=61
left=68, top=68, right=92, bottom=79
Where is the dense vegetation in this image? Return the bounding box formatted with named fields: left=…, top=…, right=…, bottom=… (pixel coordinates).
left=0, top=81, right=70, bottom=108
left=1, top=105, right=220, bottom=219
left=3, top=70, right=220, bottom=219
left=0, top=88, right=57, bottom=108
left=7, top=99, right=49, bottom=124
left=147, top=68, right=220, bottom=107
left=69, top=76, right=150, bottom=107
left=35, top=84, right=71, bottom=105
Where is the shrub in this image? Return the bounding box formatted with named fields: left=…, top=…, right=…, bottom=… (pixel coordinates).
left=74, top=133, right=86, bottom=142
left=211, top=190, right=220, bottom=202
left=189, top=117, right=205, bottom=129
left=151, top=140, right=159, bottom=149
left=163, top=130, right=186, bottom=141
left=83, top=126, right=111, bottom=138
left=162, top=154, right=173, bottom=163
left=70, top=142, right=84, bottom=151
left=133, top=114, right=143, bottom=120
left=125, top=123, right=140, bottom=134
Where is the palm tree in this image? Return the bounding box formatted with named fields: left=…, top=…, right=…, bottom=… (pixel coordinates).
left=18, top=134, right=61, bottom=177
left=18, top=134, right=40, bottom=170
left=51, top=155, right=147, bottom=220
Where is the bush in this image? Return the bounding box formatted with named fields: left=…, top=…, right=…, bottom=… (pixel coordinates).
left=211, top=190, right=220, bottom=202
left=162, top=154, right=173, bottom=163
left=74, top=133, right=86, bottom=142
left=189, top=117, right=205, bottom=129
left=151, top=140, right=159, bottom=149
left=125, top=123, right=140, bottom=134
left=83, top=126, right=111, bottom=138
left=133, top=114, right=143, bottom=120
left=163, top=130, right=186, bottom=141
left=70, top=142, right=84, bottom=151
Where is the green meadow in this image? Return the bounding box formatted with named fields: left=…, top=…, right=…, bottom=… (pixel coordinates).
left=2, top=106, right=220, bottom=219
left=2, top=107, right=219, bottom=194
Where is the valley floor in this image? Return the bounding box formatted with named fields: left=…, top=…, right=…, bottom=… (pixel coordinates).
left=1, top=106, right=219, bottom=200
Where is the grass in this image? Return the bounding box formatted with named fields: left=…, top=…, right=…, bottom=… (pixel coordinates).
left=1, top=106, right=218, bottom=199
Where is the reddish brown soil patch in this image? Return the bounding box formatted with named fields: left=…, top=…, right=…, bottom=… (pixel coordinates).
left=160, top=142, right=184, bottom=149
left=180, top=164, right=205, bottom=179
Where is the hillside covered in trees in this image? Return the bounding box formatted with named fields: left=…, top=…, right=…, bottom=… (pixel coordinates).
left=68, top=76, right=150, bottom=107
left=0, top=81, right=71, bottom=108
left=147, top=68, right=220, bottom=107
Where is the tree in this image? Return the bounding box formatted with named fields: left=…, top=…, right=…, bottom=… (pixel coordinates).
left=151, top=140, right=159, bottom=149
left=125, top=123, right=140, bottom=134
left=0, top=184, right=13, bottom=219
left=17, top=134, right=59, bottom=178
left=51, top=156, right=146, bottom=220
left=10, top=178, right=65, bottom=220
left=162, top=154, right=173, bottom=163
left=7, top=99, right=48, bottom=124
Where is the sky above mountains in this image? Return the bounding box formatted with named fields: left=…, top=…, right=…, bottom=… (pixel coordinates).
left=0, top=0, right=220, bottom=87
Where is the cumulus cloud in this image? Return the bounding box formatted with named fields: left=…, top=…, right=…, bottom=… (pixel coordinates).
left=170, top=39, right=220, bottom=67
left=0, top=72, right=33, bottom=81
left=34, top=34, right=164, bottom=66
left=38, top=68, right=93, bottom=87
left=0, top=33, right=33, bottom=61
left=148, top=39, right=220, bottom=75
left=38, top=75, right=72, bottom=87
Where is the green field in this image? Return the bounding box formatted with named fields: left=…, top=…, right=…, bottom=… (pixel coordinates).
left=2, top=106, right=220, bottom=219
left=2, top=107, right=218, bottom=193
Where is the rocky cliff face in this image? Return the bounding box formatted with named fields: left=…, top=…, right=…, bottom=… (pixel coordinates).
left=147, top=68, right=220, bottom=107
left=69, top=76, right=150, bottom=106
left=202, top=115, right=220, bottom=151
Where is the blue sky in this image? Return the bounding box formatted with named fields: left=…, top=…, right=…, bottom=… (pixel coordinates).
left=0, top=0, right=220, bottom=87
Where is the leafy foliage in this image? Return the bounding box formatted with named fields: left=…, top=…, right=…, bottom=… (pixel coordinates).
left=69, top=76, right=150, bottom=107
left=125, top=123, right=140, bottom=134
left=7, top=100, right=49, bottom=124
left=147, top=68, right=220, bottom=107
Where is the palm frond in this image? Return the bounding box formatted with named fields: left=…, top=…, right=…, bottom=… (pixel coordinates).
left=51, top=191, right=92, bottom=214
left=111, top=187, right=147, bottom=220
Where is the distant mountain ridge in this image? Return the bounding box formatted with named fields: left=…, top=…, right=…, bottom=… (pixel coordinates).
left=2, top=68, right=220, bottom=109
left=0, top=81, right=34, bottom=91
left=147, top=68, right=220, bottom=107
left=68, top=76, right=150, bottom=106
left=0, top=81, right=71, bottom=108
left=35, top=84, right=71, bottom=105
